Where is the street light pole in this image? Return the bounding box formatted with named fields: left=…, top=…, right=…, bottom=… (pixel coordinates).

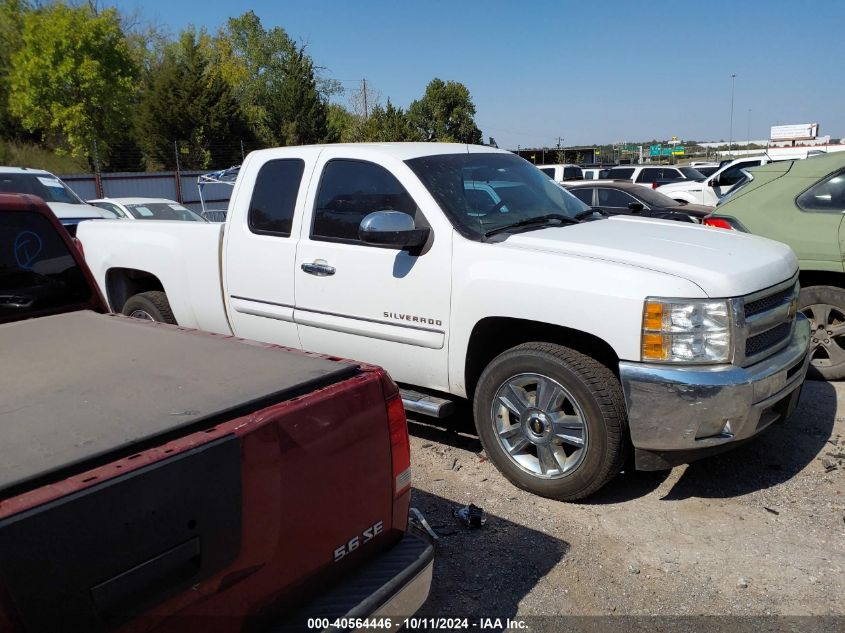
left=746, top=108, right=751, bottom=152
left=728, top=73, right=736, bottom=158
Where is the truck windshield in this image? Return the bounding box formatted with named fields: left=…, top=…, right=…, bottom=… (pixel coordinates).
left=0, top=211, right=92, bottom=323
left=405, top=153, right=591, bottom=239
left=0, top=173, right=84, bottom=205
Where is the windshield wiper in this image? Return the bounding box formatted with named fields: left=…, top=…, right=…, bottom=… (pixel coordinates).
left=483, top=213, right=579, bottom=238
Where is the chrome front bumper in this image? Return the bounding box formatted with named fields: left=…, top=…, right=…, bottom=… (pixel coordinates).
left=619, top=314, right=810, bottom=470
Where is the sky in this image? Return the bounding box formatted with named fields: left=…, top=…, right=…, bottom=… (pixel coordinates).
left=109, top=0, right=845, bottom=150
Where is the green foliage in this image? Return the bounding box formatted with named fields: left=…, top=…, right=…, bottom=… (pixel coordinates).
left=7, top=3, right=138, bottom=163
left=353, top=100, right=422, bottom=142
left=134, top=30, right=252, bottom=170
left=408, top=78, right=482, bottom=144
left=214, top=13, right=330, bottom=146
left=0, top=140, right=89, bottom=172
left=326, top=103, right=357, bottom=143
left=214, top=11, right=294, bottom=145
left=1, top=5, right=486, bottom=169
left=0, top=0, right=29, bottom=140
left=273, top=45, right=329, bottom=145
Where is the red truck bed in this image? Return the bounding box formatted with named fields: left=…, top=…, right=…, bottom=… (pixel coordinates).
left=0, top=310, right=357, bottom=496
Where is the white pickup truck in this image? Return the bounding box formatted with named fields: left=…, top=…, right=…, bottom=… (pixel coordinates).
left=77, top=143, right=811, bottom=500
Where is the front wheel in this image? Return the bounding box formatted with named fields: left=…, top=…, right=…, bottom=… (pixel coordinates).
left=122, top=291, right=176, bottom=324
left=799, top=285, right=845, bottom=380
left=473, top=342, right=628, bottom=501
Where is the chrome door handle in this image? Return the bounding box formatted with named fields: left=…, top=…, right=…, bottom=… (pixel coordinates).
left=301, top=262, right=336, bottom=276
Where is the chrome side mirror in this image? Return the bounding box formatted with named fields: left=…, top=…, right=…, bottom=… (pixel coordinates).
left=359, top=211, right=430, bottom=251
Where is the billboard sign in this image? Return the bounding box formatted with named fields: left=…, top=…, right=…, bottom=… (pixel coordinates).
left=770, top=123, right=819, bottom=141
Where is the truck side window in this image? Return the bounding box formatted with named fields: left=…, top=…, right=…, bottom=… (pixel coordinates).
left=248, top=159, right=305, bottom=237
left=312, top=159, right=420, bottom=244
left=797, top=170, right=845, bottom=213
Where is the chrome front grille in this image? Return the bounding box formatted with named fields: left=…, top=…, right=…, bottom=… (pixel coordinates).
left=745, top=321, right=792, bottom=357
left=734, top=275, right=799, bottom=367
left=744, top=287, right=794, bottom=319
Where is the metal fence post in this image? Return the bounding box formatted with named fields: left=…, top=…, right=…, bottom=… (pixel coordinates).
left=174, top=140, right=183, bottom=203
left=93, top=140, right=104, bottom=198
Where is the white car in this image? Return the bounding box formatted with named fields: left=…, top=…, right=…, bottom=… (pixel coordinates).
left=658, top=151, right=821, bottom=205
left=87, top=197, right=206, bottom=222
left=0, top=167, right=112, bottom=234
left=77, top=142, right=809, bottom=500
left=604, top=164, right=702, bottom=189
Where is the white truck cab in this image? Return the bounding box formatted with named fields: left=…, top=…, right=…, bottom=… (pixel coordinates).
left=77, top=143, right=810, bottom=500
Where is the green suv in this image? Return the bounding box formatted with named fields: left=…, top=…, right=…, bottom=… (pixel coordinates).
left=706, top=151, right=845, bottom=379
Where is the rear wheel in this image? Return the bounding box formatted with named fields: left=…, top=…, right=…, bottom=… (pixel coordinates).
left=799, top=285, right=845, bottom=380
left=122, top=291, right=176, bottom=324
left=473, top=342, right=628, bottom=501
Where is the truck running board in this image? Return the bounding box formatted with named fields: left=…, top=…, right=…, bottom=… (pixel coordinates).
left=400, top=389, right=455, bottom=419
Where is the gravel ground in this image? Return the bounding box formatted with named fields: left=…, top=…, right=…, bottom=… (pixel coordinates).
left=408, top=380, right=844, bottom=628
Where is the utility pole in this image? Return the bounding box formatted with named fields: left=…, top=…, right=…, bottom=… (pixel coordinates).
left=746, top=108, right=751, bottom=153
left=362, top=78, right=368, bottom=121
left=728, top=73, right=736, bottom=158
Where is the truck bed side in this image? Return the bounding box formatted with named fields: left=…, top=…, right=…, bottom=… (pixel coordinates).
left=76, top=220, right=232, bottom=335
left=0, top=324, right=407, bottom=631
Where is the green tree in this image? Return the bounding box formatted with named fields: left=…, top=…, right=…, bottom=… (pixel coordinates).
left=134, top=30, right=252, bottom=170
left=215, top=12, right=332, bottom=146
left=0, top=0, right=29, bottom=140
left=408, top=78, right=482, bottom=144
left=326, top=103, right=357, bottom=143
left=272, top=44, right=329, bottom=145
left=214, top=11, right=293, bottom=144
left=354, top=100, right=422, bottom=142
left=7, top=3, right=137, bottom=163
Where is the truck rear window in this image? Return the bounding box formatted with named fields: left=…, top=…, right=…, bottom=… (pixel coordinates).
left=0, top=211, right=92, bottom=323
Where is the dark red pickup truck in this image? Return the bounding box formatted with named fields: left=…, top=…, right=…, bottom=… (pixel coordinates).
left=0, top=193, right=433, bottom=632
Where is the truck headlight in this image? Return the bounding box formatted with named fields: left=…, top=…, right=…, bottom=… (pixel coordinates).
left=641, top=299, right=732, bottom=363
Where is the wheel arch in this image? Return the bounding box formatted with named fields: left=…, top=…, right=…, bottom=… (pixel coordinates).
left=798, top=269, right=845, bottom=290
left=105, top=268, right=165, bottom=313
left=464, top=317, right=620, bottom=399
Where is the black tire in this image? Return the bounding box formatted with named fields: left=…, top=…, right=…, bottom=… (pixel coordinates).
left=799, top=285, right=845, bottom=381
left=122, top=291, right=176, bottom=324
left=472, top=342, right=628, bottom=501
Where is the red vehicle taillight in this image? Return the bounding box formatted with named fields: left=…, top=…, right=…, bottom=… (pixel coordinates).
left=703, top=217, right=735, bottom=230
left=652, top=182, right=659, bottom=189
left=380, top=371, right=411, bottom=496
